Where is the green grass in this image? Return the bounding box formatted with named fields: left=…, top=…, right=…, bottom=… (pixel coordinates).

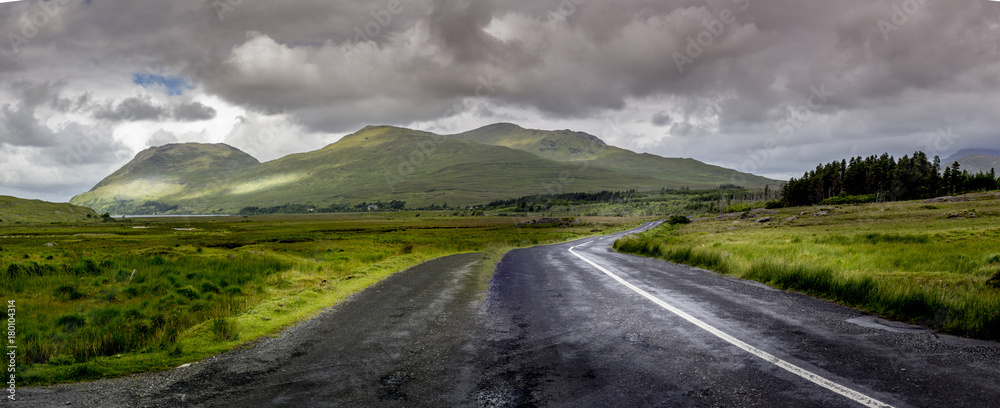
left=2, top=212, right=645, bottom=385
left=614, top=192, right=1000, bottom=340
left=0, top=196, right=99, bottom=223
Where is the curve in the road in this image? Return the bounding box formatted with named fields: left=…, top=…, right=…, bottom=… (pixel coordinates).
left=568, top=244, right=892, bottom=408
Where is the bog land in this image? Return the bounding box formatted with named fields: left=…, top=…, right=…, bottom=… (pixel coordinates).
left=1, top=212, right=642, bottom=385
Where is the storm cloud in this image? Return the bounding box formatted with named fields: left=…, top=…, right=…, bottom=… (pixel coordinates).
left=1, top=0, right=999, bottom=200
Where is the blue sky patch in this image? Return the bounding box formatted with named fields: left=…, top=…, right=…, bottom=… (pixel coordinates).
left=132, top=73, right=194, bottom=96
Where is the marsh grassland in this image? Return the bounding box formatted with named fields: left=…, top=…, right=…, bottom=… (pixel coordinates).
left=1, top=213, right=639, bottom=385
left=615, top=193, right=1000, bottom=341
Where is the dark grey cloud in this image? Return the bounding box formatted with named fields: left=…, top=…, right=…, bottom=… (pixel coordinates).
left=1, top=0, right=1000, bottom=200
left=172, top=101, right=216, bottom=121
left=93, top=96, right=166, bottom=122
left=0, top=81, right=70, bottom=147
left=652, top=111, right=673, bottom=127
left=92, top=97, right=216, bottom=122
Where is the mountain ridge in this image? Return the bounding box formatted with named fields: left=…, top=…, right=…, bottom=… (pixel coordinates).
left=70, top=123, right=779, bottom=214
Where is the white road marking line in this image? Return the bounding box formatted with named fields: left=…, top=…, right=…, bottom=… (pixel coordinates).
left=568, top=246, right=894, bottom=408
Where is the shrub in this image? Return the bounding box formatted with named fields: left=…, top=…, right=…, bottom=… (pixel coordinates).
left=987, top=271, right=1000, bottom=289
left=400, top=243, right=414, bottom=254
left=764, top=200, right=785, bottom=209
left=56, top=314, right=86, bottom=332
left=6, top=262, right=55, bottom=278
left=209, top=317, right=239, bottom=342
left=47, top=355, right=75, bottom=366
left=72, top=259, right=101, bottom=276
left=175, top=286, right=200, bottom=300
left=667, top=215, right=690, bottom=225
left=54, top=285, right=86, bottom=301
left=188, top=300, right=210, bottom=313
left=199, top=281, right=221, bottom=294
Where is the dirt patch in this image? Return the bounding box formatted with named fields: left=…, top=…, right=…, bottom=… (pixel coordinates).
left=517, top=217, right=576, bottom=226
left=925, top=196, right=972, bottom=204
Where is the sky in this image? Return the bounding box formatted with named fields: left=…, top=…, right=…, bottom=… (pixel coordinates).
left=1, top=0, right=999, bottom=202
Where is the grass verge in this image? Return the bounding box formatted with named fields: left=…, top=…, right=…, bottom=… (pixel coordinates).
left=614, top=193, right=1000, bottom=340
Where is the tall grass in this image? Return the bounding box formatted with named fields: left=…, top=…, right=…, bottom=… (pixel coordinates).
left=614, top=194, right=1000, bottom=341
left=2, top=213, right=638, bottom=385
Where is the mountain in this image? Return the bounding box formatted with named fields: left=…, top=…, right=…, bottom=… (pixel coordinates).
left=71, top=124, right=779, bottom=214
left=71, top=143, right=261, bottom=214
left=946, top=154, right=1000, bottom=176
left=942, top=149, right=1000, bottom=164
left=0, top=196, right=100, bottom=223
left=450, top=123, right=776, bottom=188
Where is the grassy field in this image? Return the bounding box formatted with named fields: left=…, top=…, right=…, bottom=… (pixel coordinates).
left=614, top=192, right=1000, bottom=341
left=0, top=196, right=100, bottom=224
left=1, top=212, right=644, bottom=385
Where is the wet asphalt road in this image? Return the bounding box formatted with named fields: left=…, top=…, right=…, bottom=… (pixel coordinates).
left=20, top=221, right=1000, bottom=407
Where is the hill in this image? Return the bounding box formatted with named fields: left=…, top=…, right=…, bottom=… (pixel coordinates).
left=0, top=196, right=100, bottom=223
left=449, top=123, right=777, bottom=188
left=71, top=143, right=261, bottom=214
left=942, top=148, right=1000, bottom=164
left=71, top=124, right=778, bottom=214
left=946, top=154, right=1000, bottom=176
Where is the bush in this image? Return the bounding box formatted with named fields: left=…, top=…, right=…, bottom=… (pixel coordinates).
left=72, top=259, right=101, bottom=276
left=987, top=271, right=1000, bottom=289
left=667, top=215, right=691, bottom=225
left=175, top=286, right=200, bottom=300
left=56, top=314, right=86, bottom=332
left=400, top=243, right=414, bottom=254
left=6, top=262, right=55, bottom=278
left=54, top=285, right=86, bottom=301
left=209, top=317, right=239, bottom=342
left=819, top=194, right=878, bottom=206
left=764, top=200, right=785, bottom=209
left=47, top=355, right=75, bottom=366
left=199, top=281, right=221, bottom=294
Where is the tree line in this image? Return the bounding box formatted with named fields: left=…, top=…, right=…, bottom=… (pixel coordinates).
left=484, top=190, right=640, bottom=212
left=781, top=151, right=999, bottom=206
left=238, top=200, right=407, bottom=215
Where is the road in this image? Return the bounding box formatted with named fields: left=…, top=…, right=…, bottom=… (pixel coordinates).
left=20, top=222, right=1000, bottom=407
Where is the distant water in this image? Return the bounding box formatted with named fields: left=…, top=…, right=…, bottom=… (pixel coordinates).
left=115, top=214, right=233, bottom=218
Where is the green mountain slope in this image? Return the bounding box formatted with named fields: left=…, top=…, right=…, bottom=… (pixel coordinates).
left=72, top=143, right=260, bottom=214
left=449, top=123, right=777, bottom=188
left=71, top=124, right=778, bottom=214
left=0, top=196, right=99, bottom=223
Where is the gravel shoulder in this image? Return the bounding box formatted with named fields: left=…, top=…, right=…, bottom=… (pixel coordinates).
left=17, top=252, right=489, bottom=407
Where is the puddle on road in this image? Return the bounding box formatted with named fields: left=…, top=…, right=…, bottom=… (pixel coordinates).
left=846, top=315, right=931, bottom=333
